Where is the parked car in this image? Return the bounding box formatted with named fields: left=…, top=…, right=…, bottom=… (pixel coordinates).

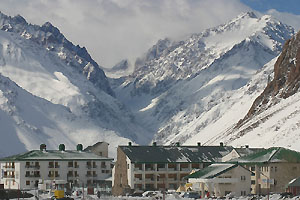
left=183, top=192, right=201, bottom=199
left=130, top=191, right=144, bottom=197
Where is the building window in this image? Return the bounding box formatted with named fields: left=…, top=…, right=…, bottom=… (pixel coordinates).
left=275, top=167, right=277, bottom=172
left=26, top=181, right=30, bottom=186
left=241, top=176, right=246, bottom=181
left=25, top=171, right=30, bottom=177
left=241, top=191, right=246, bottom=196
left=250, top=166, right=255, bottom=171
left=49, top=162, right=54, bottom=168
left=68, top=162, right=73, bottom=168
left=55, top=162, right=59, bottom=168
left=251, top=180, right=255, bottom=185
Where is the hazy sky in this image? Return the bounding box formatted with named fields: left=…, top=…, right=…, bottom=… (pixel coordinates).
left=0, top=0, right=298, bottom=68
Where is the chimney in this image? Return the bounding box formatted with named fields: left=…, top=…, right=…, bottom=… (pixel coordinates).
left=128, top=142, right=132, bottom=146
left=220, top=142, right=224, bottom=147
left=176, top=142, right=180, bottom=147
left=153, top=142, right=157, bottom=147
left=59, top=144, right=65, bottom=151
left=77, top=144, right=83, bottom=151
left=40, top=144, right=46, bottom=151
left=197, top=142, right=201, bottom=147
left=245, top=145, right=249, bottom=148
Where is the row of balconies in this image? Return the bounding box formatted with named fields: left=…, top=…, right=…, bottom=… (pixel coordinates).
left=49, top=165, right=107, bottom=169
left=135, top=167, right=190, bottom=172
left=134, top=177, right=178, bottom=182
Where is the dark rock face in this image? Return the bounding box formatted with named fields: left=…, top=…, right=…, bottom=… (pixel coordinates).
left=237, top=31, right=300, bottom=127
left=0, top=12, right=114, bottom=96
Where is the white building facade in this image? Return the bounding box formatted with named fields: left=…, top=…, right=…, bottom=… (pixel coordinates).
left=0, top=144, right=113, bottom=190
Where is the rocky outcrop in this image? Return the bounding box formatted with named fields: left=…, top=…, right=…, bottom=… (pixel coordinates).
left=237, top=30, right=300, bottom=127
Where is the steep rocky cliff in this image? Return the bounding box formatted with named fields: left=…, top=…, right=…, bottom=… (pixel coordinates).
left=238, top=30, right=300, bottom=127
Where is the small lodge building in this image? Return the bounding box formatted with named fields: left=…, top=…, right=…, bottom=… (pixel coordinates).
left=0, top=144, right=113, bottom=190
left=186, top=163, right=252, bottom=197
left=231, top=147, right=300, bottom=195
left=112, top=142, right=233, bottom=196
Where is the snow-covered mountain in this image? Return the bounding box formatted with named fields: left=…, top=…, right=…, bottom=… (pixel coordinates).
left=0, top=12, right=150, bottom=157
left=212, top=30, right=300, bottom=150
left=115, top=12, right=295, bottom=147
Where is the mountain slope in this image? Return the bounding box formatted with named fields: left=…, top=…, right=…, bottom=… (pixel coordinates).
left=115, top=12, right=294, bottom=145
left=208, top=30, right=300, bottom=150
left=0, top=13, right=150, bottom=157
left=0, top=11, right=114, bottom=96
left=122, top=12, right=293, bottom=96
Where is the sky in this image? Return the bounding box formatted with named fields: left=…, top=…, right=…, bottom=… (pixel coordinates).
left=241, top=0, right=300, bottom=15
left=0, top=0, right=298, bottom=69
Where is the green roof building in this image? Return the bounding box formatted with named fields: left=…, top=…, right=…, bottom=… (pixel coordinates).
left=231, top=147, right=300, bottom=195
left=186, top=163, right=252, bottom=197
left=0, top=144, right=113, bottom=190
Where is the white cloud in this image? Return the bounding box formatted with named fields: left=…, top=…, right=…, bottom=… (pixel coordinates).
left=0, top=0, right=250, bottom=67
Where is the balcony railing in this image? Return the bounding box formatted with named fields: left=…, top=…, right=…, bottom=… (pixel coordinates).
left=101, top=165, right=107, bottom=168
left=25, top=165, right=40, bottom=169
left=145, top=178, right=154, bottom=182
left=167, top=177, right=177, bottom=181
left=134, top=178, right=142, bottom=182
left=93, top=165, right=97, bottom=168
left=157, top=168, right=167, bottom=171
left=86, top=165, right=92, bottom=169
left=48, top=174, right=60, bottom=178
left=168, top=167, right=177, bottom=171
left=25, top=174, right=40, bottom=178
left=3, top=175, right=15, bottom=178
left=180, top=168, right=190, bottom=171
left=134, top=168, right=142, bottom=171
left=3, top=165, right=15, bottom=169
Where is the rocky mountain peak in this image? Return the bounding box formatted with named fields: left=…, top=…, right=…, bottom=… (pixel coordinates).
left=0, top=12, right=114, bottom=96
left=127, top=12, right=294, bottom=96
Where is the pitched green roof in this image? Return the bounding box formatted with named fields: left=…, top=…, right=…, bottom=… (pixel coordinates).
left=0, top=150, right=113, bottom=161
left=186, top=163, right=237, bottom=179
left=234, top=148, right=265, bottom=157
left=120, top=145, right=233, bottom=163
left=233, top=147, right=300, bottom=164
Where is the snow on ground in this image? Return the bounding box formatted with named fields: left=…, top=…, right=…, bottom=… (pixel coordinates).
left=9, top=192, right=298, bottom=200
